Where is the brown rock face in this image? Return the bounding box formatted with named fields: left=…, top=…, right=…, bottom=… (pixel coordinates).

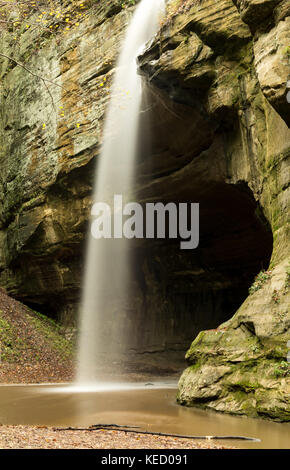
left=137, top=0, right=289, bottom=419
left=0, top=0, right=289, bottom=417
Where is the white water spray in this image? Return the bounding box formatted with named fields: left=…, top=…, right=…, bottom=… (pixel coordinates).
left=76, top=0, right=165, bottom=386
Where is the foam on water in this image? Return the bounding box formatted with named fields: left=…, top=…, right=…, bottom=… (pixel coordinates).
left=40, top=380, right=177, bottom=394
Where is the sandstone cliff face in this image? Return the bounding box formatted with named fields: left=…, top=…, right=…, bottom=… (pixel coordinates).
left=0, top=0, right=132, bottom=323
left=0, top=0, right=289, bottom=419
left=139, top=0, right=289, bottom=421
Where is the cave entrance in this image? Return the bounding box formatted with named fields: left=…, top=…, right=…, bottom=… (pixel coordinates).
left=124, top=180, right=273, bottom=373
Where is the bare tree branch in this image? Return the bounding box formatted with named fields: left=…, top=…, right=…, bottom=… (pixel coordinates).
left=0, top=52, right=77, bottom=95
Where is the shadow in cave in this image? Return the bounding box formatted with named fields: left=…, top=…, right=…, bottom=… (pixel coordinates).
left=117, top=81, right=274, bottom=375
left=122, top=181, right=273, bottom=374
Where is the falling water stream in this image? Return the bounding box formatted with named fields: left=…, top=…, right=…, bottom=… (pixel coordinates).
left=76, top=0, right=165, bottom=386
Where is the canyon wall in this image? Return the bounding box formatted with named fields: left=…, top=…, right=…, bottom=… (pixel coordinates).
left=0, top=0, right=289, bottom=419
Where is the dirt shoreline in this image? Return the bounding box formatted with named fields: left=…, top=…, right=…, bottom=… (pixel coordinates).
left=0, top=425, right=232, bottom=449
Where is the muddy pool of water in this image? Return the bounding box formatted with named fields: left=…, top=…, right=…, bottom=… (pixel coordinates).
left=0, top=383, right=289, bottom=449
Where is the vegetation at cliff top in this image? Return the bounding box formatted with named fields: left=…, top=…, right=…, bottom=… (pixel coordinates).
left=0, top=0, right=88, bottom=38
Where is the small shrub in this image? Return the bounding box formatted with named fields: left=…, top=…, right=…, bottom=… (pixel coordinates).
left=273, top=361, right=290, bottom=378
left=249, top=270, right=272, bottom=295
left=121, top=0, right=136, bottom=8
left=272, top=289, right=280, bottom=304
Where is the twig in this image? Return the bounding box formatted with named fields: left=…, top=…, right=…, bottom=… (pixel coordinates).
left=52, top=425, right=260, bottom=441
left=90, top=424, right=140, bottom=429
left=43, top=79, right=56, bottom=112
left=53, top=424, right=140, bottom=431
left=0, top=52, right=72, bottom=94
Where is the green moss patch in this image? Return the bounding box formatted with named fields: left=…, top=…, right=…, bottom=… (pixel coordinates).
left=0, top=311, right=25, bottom=362
left=26, top=310, right=73, bottom=360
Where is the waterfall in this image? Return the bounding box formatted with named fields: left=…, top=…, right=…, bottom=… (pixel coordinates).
left=76, top=0, right=165, bottom=386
